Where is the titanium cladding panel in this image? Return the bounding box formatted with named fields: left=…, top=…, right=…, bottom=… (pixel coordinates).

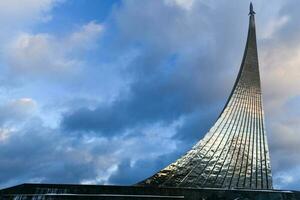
left=138, top=5, right=273, bottom=190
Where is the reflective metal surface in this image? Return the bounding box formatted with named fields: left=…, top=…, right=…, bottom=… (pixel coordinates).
left=138, top=4, right=273, bottom=190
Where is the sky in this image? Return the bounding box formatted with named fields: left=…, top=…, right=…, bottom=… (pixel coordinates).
left=0, top=0, right=299, bottom=190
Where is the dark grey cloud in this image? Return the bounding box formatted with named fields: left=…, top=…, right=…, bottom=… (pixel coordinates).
left=0, top=120, right=98, bottom=188
left=173, top=108, right=219, bottom=144
left=61, top=0, right=247, bottom=139
left=108, top=151, right=181, bottom=185
left=62, top=67, right=219, bottom=137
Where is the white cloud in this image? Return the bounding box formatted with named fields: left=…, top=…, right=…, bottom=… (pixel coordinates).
left=0, top=0, right=62, bottom=25
left=7, top=33, right=79, bottom=75
left=5, top=21, right=104, bottom=77
left=68, top=21, right=104, bottom=50
left=261, top=39, right=300, bottom=113
left=0, top=128, right=12, bottom=142
left=263, top=66, right=300, bottom=189
left=0, top=0, right=65, bottom=62
left=261, top=16, right=289, bottom=39
left=0, top=98, right=37, bottom=126
left=11, top=98, right=37, bottom=114
left=164, top=0, right=195, bottom=10
left=274, top=172, right=294, bottom=188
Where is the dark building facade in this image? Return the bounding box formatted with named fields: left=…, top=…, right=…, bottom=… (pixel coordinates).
left=138, top=3, right=273, bottom=190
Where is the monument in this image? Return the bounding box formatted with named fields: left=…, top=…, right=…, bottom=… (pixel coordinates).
left=1, top=3, right=299, bottom=200
left=138, top=2, right=272, bottom=190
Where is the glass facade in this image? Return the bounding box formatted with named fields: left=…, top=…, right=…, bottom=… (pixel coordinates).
left=138, top=5, right=273, bottom=190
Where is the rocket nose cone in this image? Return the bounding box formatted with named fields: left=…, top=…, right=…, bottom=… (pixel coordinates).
left=249, top=2, right=255, bottom=15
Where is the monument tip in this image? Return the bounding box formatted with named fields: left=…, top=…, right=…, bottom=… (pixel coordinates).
left=249, top=2, right=256, bottom=16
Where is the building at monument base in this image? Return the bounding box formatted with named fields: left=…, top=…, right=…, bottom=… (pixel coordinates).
left=1, top=183, right=300, bottom=200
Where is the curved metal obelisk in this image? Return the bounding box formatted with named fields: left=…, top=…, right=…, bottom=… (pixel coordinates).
left=138, top=3, right=273, bottom=189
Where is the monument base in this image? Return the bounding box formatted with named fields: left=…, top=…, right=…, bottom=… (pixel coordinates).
left=1, top=183, right=299, bottom=200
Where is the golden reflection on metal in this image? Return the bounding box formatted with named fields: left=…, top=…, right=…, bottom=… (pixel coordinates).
left=138, top=4, right=272, bottom=189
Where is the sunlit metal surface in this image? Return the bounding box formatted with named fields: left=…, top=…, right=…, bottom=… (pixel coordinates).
left=138, top=4, right=272, bottom=190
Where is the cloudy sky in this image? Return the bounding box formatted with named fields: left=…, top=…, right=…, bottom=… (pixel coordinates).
left=0, top=0, right=299, bottom=190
